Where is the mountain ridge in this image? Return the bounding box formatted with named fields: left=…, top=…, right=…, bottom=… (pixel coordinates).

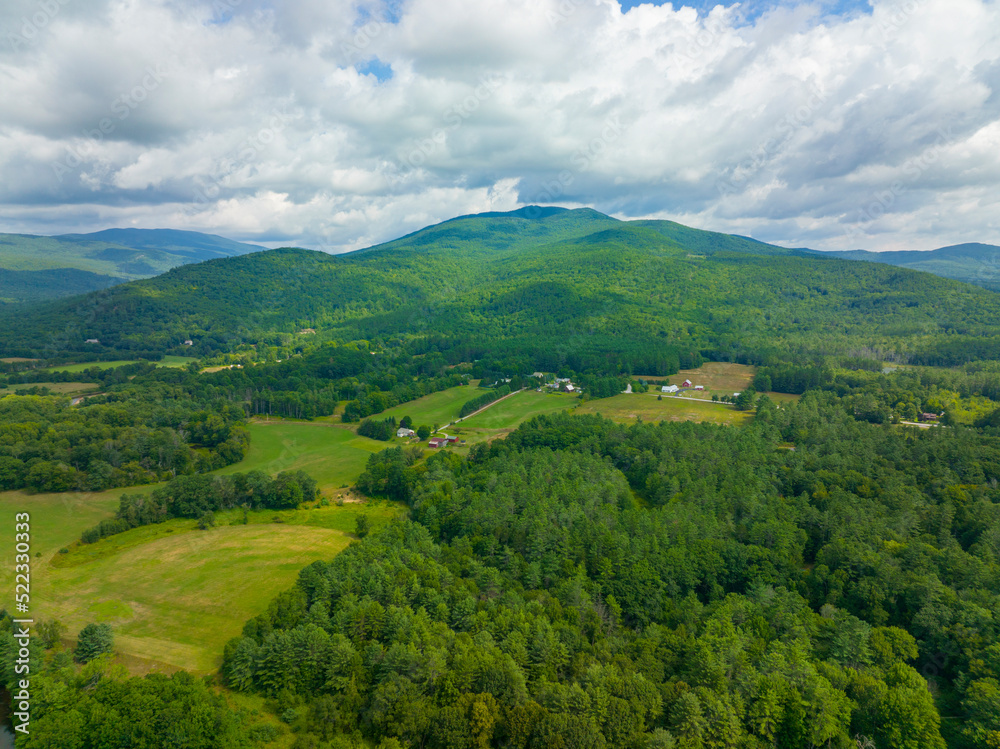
left=4, top=207, right=1000, bottom=372
left=0, top=228, right=266, bottom=303
left=809, top=242, right=1000, bottom=290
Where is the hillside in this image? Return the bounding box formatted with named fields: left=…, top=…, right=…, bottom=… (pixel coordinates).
left=814, top=242, right=1000, bottom=290
left=3, top=207, right=999, bottom=368
left=0, top=228, right=265, bottom=303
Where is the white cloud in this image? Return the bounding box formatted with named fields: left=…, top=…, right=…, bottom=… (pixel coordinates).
left=0, top=0, right=998, bottom=251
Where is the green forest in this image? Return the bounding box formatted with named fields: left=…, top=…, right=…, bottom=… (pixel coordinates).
left=3, top=208, right=1000, bottom=748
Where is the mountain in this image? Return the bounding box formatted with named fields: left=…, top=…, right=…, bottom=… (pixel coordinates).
left=811, top=242, right=1000, bottom=290
left=3, top=207, right=999, bottom=369
left=0, top=228, right=265, bottom=303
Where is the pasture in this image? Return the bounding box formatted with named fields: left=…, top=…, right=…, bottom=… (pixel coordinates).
left=38, top=499, right=400, bottom=673
left=377, top=383, right=484, bottom=427
left=0, top=381, right=98, bottom=396
left=577, top=392, right=755, bottom=426
left=41, top=356, right=195, bottom=374
left=451, top=389, right=579, bottom=446
left=0, top=423, right=402, bottom=673
left=216, top=419, right=386, bottom=492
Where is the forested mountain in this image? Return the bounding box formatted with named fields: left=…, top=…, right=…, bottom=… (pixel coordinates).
left=3, top=208, right=1000, bottom=372
left=0, top=228, right=264, bottom=303
left=813, top=243, right=1000, bottom=291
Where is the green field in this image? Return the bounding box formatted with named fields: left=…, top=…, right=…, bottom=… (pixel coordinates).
left=578, top=392, right=755, bottom=426
left=0, top=381, right=98, bottom=396
left=0, top=483, right=402, bottom=673
left=450, top=389, right=579, bottom=446
left=41, top=356, right=195, bottom=374
left=217, top=419, right=387, bottom=492
left=377, top=383, right=485, bottom=427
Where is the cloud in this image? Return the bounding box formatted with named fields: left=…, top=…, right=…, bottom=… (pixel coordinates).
left=0, top=0, right=998, bottom=251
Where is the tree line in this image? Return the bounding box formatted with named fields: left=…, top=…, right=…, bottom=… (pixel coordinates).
left=80, top=470, right=319, bottom=544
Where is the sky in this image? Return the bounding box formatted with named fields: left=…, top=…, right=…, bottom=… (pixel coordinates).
left=1, top=0, right=999, bottom=253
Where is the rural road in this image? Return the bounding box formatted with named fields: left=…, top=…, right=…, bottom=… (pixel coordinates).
left=440, top=387, right=528, bottom=431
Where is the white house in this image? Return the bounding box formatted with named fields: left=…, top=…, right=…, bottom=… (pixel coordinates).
left=662, top=385, right=679, bottom=393
left=396, top=428, right=417, bottom=438
left=85, top=338, right=100, bottom=344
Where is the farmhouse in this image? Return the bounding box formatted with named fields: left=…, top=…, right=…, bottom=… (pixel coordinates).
left=396, top=427, right=417, bottom=438
left=183, top=340, right=194, bottom=346
left=682, top=379, right=693, bottom=387
left=85, top=338, right=100, bottom=344
left=921, top=413, right=941, bottom=422
left=662, top=385, right=679, bottom=393
left=428, top=437, right=446, bottom=448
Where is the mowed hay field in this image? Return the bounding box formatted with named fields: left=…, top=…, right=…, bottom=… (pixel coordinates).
left=377, top=383, right=485, bottom=427
left=41, top=355, right=196, bottom=374
left=216, top=419, right=387, bottom=492
left=0, top=414, right=404, bottom=673
left=451, top=390, right=578, bottom=447
left=641, top=362, right=800, bottom=404
left=0, top=381, right=98, bottom=396
left=577, top=393, right=755, bottom=426
left=40, top=506, right=399, bottom=673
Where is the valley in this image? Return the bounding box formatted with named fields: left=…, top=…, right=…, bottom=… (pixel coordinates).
left=3, top=209, right=1000, bottom=748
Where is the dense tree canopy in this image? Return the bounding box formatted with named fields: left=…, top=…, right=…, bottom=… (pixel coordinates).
left=224, top=396, right=1000, bottom=747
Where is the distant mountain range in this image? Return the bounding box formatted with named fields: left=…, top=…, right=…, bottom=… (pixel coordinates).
left=810, top=243, right=1000, bottom=290
left=4, top=206, right=1000, bottom=371
left=0, top=228, right=265, bottom=303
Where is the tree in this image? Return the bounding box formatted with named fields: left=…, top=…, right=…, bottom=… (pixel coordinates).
left=417, top=425, right=431, bottom=440
left=37, top=619, right=65, bottom=650
left=75, top=623, right=113, bottom=663
left=356, top=515, right=371, bottom=538
left=733, top=387, right=757, bottom=411
left=400, top=415, right=413, bottom=429
left=197, top=510, right=215, bottom=530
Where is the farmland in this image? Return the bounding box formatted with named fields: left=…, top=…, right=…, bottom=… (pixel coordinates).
left=578, top=392, right=755, bottom=426
left=0, top=381, right=98, bottom=396
left=40, top=355, right=196, bottom=374
left=216, top=419, right=386, bottom=494
left=1, top=374, right=765, bottom=675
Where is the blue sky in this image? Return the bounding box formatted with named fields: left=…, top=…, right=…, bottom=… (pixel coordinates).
left=0, top=0, right=998, bottom=253
left=618, top=0, right=873, bottom=19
